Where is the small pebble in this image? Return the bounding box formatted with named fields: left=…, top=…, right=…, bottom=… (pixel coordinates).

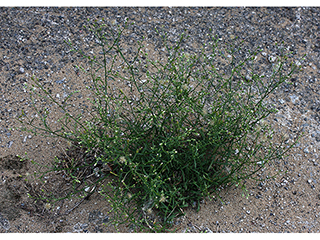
left=289, top=95, right=299, bottom=104
left=81, top=223, right=88, bottom=229
left=7, top=141, right=13, bottom=148
left=102, top=216, right=109, bottom=223
left=268, top=55, right=277, bottom=63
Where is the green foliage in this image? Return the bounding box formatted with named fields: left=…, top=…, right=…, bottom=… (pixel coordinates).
left=17, top=19, right=303, bottom=232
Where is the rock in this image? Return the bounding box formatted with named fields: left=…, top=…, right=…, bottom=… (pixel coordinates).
left=102, top=216, right=109, bottom=223
left=81, top=223, right=88, bottom=229
left=289, top=95, right=299, bottom=104
left=202, top=227, right=213, bottom=233
left=55, top=79, right=65, bottom=84
left=0, top=213, right=10, bottom=231
left=268, top=55, right=277, bottom=63
left=7, top=141, right=13, bottom=148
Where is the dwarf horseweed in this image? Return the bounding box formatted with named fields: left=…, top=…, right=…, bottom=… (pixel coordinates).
left=17, top=18, right=303, bottom=232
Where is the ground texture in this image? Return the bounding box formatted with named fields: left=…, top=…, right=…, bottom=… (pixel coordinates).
left=0, top=7, right=320, bottom=233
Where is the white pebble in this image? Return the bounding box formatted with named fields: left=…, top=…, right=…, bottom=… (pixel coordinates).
left=268, top=56, right=277, bottom=63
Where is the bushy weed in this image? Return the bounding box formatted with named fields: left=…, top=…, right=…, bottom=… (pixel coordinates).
left=17, top=19, right=303, bottom=231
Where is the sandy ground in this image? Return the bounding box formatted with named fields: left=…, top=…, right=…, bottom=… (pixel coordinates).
left=0, top=7, right=320, bottom=233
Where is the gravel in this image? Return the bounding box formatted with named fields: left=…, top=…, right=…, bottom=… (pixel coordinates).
left=0, top=7, right=320, bottom=233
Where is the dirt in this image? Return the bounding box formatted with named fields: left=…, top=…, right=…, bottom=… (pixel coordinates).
left=0, top=146, right=129, bottom=233
left=1, top=7, right=320, bottom=233
left=0, top=155, right=28, bottom=222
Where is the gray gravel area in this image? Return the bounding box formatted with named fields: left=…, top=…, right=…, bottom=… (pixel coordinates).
left=0, top=7, right=320, bottom=233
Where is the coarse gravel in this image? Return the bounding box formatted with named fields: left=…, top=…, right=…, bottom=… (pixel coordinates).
left=0, top=7, right=320, bottom=233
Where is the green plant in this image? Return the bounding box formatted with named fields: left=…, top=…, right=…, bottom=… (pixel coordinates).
left=17, top=18, right=303, bottom=232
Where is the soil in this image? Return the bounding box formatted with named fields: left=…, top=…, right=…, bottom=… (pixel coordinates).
left=0, top=7, right=320, bottom=233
